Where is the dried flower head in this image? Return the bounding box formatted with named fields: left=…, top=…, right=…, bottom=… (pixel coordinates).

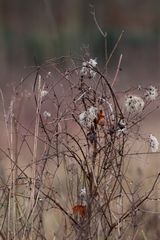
left=79, top=111, right=90, bottom=128
left=80, top=58, right=97, bottom=78
left=88, top=106, right=97, bottom=120
left=125, top=95, right=144, bottom=113
left=80, top=188, right=86, bottom=199
left=148, top=134, right=159, bottom=152
left=88, top=58, right=97, bottom=68
left=79, top=106, right=97, bottom=128
left=90, top=70, right=96, bottom=78
left=41, top=90, right=48, bottom=98
left=43, top=111, right=51, bottom=118
left=80, top=62, right=88, bottom=76
left=47, top=72, right=52, bottom=78
left=117, top=119, right=127, bottom=135
left=145, top=86, right=158, bottom=101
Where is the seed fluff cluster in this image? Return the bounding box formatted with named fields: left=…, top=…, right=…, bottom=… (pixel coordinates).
left=145, top=86, right=158, bottom=101
left=41, top=90, right=48, bottom=98
left=117, top=118, right=127, bottom=135
left=79, top=106, right=97, bottom=128
left=80, top=58, right=97, bottom=78
left=43, top=111, right=51, bottom=118
left=148, top=134, right=159, bottom=152
left=125, top=95, right=144, bottom=113
left=80, top=188, right=86, bottom=199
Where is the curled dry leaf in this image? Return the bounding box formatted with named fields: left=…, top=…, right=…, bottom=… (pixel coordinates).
left=72, top=205, right=87, bottom=217
left=96, top=110, right=106, bottom=126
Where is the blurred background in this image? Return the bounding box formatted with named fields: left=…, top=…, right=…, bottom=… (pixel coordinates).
left=0, top=0, right=160, bottom=87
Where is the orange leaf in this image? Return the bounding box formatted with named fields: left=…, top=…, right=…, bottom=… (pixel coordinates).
left=72, top=205, right=86, bottom=217
left=96, top=110, right=106, bottom=126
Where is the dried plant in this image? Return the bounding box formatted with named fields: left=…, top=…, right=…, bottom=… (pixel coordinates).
left=0, top=10, right=159, bottom=240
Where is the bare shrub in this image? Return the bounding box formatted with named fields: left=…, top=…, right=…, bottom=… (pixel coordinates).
left=0, top=11, right=160, bottom=240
